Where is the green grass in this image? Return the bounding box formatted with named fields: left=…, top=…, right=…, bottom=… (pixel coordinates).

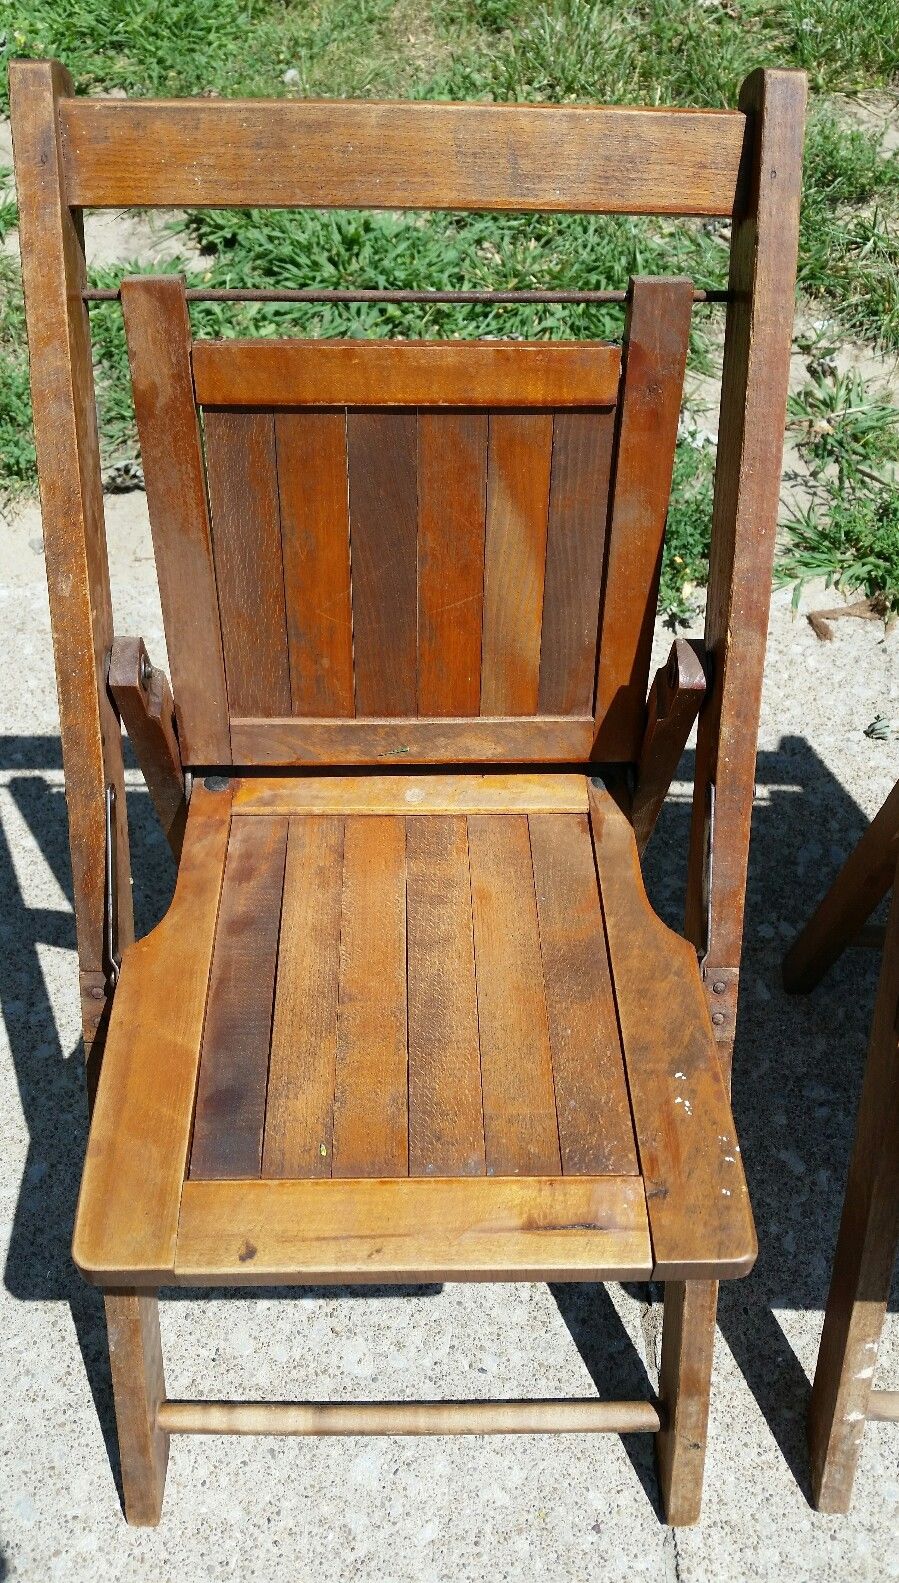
left=1, top=0, right=898, bottom=608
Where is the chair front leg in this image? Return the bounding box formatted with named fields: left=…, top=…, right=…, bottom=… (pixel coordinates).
left=105, top=1290, right=169, bottom=1525
left=656, top=1278, right=719, bottom=1526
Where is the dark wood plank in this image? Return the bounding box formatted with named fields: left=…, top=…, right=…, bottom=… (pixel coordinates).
left=538, top=409, right=616, bottom=716
left=467, top=814, right=560, bottom=1175
left=120, top=275, right=230, bottom=762
left=480, top=414, right=553, bottom=716
left=417, top=413, right=487, bottom=716
left=204, top=410, right=291, bottom=718
left=230, top=714, right=593, bottom=765
left=593, top=276, right=694, bottom=760
left=192, top=340, right=621, bottom=408
left=9, top=59, right=133, bottom=1055
left=190, top=816, right=288, bottom=1180
left=529, top=812, right=637, bottom=1175
left=807, top=859, right=899, bottom=1512
left=262, top=816, right=344, bottom=1178
left=275, top=412, right=354, bottom=717
left=587, top=783, right=755, bottom=1278
left=684, top=70, right=807, bottom=1064
left=331, top=815, right=408, bottom=1176
left=346, top=413, right=418, bottom=718
left=783, top=776, right=899, bottom=992
left=60, top=98, right=747, bottom=216
left=406, top=816, right=485, bottom=1176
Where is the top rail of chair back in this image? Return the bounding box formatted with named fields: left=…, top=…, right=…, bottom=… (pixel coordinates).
left=54, top=94, right=748, bottom=216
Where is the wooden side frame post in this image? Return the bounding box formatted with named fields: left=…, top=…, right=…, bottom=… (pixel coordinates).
left=9, top=59, right=134, bottom=1062
left=659, top=67, right=805, bottom=1530
left=684, top=68, right=806, bottom=1066
left=105, top=1290, right=169, bottom=1524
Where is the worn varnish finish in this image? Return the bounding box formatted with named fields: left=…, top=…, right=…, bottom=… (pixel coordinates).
left=59, top=98, right=748, bottom=215
left=121, top=276, right=230, bottom=762
left=593, top=277, right=694, bottom=760
left=9, top=60, right=134, bottom=1055
left=16, top=59, right=804, bottom=1529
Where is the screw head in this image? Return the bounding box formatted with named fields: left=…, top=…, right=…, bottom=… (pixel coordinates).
left=89, top=986, right=105, bottom=1001
left=138, top=651, right=153, bottom=690
left=711, top=1010, right=726, bottom=1026
left=712, top=979, right=727, bottom=994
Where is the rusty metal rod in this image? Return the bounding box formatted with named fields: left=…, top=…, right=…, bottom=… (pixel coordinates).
left=82, top=285, right=728, bottom=305
left=156, top=1396, right=663, bottom=1436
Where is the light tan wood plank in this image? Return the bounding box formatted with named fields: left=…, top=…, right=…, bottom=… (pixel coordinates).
left=262, top=816, right=344, bottom=1178
left=60, top=97, right=746, bottom=217
left=480, top=414, right=553, bottom=715
left=417, top=412, right=487, bottom=716
left=72, top=785, right=231, bottom=1282
left=467, top=814, right=560, bottom=1175
left=276, top=412, right=355, bottom=718
left=406, top=817, right=485, bottom=1176
left=332, top=816, right=408, bottom=1176
left=529, top=812, right=638, bottom=1175
left=174, top=1176, right=652, bottom=1284
left=230, top=715, right=593, bottom=765
left=231, top=772, right=589, bottom=816
left=588, top=784, right=756, bottom=1278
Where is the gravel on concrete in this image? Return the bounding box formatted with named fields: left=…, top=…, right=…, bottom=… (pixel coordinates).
left=1, top=488, right=897, bottom=1582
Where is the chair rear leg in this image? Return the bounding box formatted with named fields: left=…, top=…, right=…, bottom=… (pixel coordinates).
left=656, top=1278, right=719, bottom=1526
left=105, top=1290, right=169, bottom=1525
left=809, top=864, right=899, bottom=1512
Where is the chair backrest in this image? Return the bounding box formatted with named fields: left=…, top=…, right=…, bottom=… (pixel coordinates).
left=121, top=274, right=693, bottom=768
left=9, top=59, right=806, bottom=1047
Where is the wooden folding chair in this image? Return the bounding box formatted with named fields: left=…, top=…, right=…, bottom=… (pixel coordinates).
left=784, top=778, right=899, bottom=1512
left=10, top=58, right=806, bottom=1527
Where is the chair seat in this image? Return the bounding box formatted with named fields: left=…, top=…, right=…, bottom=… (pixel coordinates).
left=73, top=774, right=755, bottom=1287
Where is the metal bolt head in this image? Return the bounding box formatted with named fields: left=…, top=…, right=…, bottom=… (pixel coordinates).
left=711, top=1010, right=726, bottom=1026
left=712, top=979, right=727, bottom=994
left=138, top=650, right=154, bottom=691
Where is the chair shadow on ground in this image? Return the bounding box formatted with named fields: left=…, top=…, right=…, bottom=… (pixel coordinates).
left=1, top=731, right=894, bottom=1516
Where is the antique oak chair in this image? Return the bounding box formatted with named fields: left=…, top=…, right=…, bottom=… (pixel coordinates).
left=10, top=59, right=805, bottom=1526
left=784, top=778, right=899, bottom=1511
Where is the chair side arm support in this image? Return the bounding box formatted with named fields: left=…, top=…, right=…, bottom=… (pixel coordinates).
left=631, top=639, right=707, bottom=855
left=108, top=637, right=187, bottom=859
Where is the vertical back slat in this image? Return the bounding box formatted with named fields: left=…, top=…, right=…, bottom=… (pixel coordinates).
left=347, top=412, right=418, bottom=717
left=276, top=412, right=354, bottom=717
left=592, top=277, right=694, bottom=759
left=538, top=410, right=616, bottom=716
left=480, top=414, right=553, bottom=715
left=417, top=412, right=488, bottom=716
left=121, top=276, right=230, bottom=763
left=204, top=411, right=291, bottom=717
